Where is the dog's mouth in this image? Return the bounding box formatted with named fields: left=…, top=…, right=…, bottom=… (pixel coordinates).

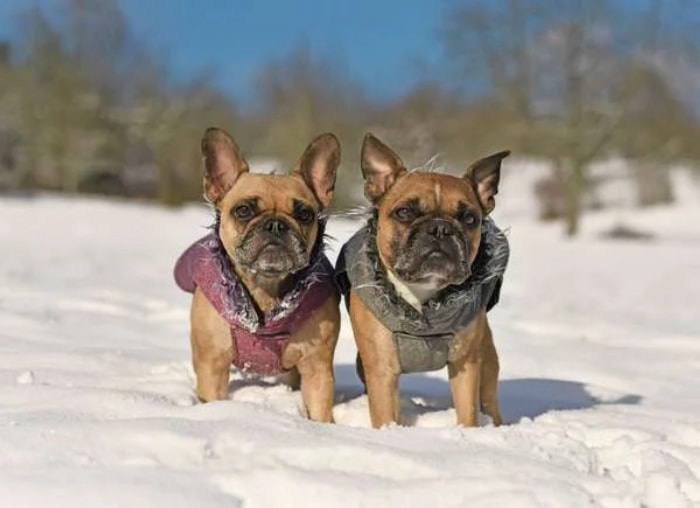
left=251, top=242, right=307, bottom=275
left=396, top=256, right=470, bottom=286
left=393, top=238, right=470, bottom=287
left=235, top=229, right=310, bottom=276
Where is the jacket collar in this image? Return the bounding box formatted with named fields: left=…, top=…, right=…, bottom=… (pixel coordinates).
left=206, top=217, right=330, bottom=332
left=339, top=213, right=509, bottom=333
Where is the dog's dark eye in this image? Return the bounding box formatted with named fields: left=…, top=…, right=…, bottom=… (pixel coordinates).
left=295, top=207, right=315, bottom=224
left=393, top=206, right=415, bottom=222
left=461, top=213, right=478, bottom=227
left=232, top=204, right=254, bottom=221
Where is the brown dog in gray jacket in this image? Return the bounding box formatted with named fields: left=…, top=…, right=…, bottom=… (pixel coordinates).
left=340, top=134, right=510, bottom=428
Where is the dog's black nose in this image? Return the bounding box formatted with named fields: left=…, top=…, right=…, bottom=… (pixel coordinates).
left=263, top=218, right=289, bottom=235
left=428, top=220, right=455, bottom=238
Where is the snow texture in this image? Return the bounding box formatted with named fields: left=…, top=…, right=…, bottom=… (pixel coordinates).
left=1, top=166, right=699, bottom=508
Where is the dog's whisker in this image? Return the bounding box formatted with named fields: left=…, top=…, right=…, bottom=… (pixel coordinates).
left=409, top=153, right=444, bottom=174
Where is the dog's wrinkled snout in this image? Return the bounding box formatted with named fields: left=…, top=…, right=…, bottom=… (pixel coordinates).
left=263, top=217, right=289, bottom=236
left=428, top=219, right=455, bottom=239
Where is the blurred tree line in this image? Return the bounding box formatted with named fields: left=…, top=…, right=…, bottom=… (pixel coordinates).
left=0, top=0, right=699, bottom=235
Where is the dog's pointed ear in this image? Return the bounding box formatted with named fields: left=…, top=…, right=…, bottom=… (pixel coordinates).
left=464, top=150, right=510, bottom=215
left=201, top=127, right=249, bottom=204
left=291, top=133, right=341, bottom=209
left=361, top=133, right=407, bottom=202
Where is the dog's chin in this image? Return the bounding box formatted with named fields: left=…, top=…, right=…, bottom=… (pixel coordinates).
left=395, top=250, right=470, bottom=288
left=247, top=244, right=308, bottom=277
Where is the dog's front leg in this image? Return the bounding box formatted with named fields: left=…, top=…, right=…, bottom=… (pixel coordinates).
left=296, top=354, right=335, bottom=422
left=448, top=359, right=481, bottom=427
left=349, top=292, right=401, bottom=428
left=191, top=289, right=234, bottom=402
left=449, top=312, right=492, bottom=427
left=364, top=366, right=400, bottom=428
left=286, top=295, right=340, bottom=423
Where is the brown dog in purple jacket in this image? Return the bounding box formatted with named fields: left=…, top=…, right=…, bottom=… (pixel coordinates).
left=179, top=127, right=341, bottom=422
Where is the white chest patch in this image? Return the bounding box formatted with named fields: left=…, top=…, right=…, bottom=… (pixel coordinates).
left=386, top=270, right=441, bottom=313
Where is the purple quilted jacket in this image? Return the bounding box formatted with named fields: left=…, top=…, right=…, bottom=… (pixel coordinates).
left=174, top=233, right=336, bottom=376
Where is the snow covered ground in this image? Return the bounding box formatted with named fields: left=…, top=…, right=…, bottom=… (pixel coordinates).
left=1, top=167, right=699, bottom=507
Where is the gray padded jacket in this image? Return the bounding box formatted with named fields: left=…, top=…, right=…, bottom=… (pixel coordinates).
left=335, top=216, right=509, bottom=373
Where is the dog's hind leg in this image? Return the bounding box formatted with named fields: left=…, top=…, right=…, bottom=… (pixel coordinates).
left=355, top=353, right=367, bottom=393
left=281, top=367, right=301, bottom=391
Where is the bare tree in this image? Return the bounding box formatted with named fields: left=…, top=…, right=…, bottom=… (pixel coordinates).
left=440, top=0, right=700, bottom=235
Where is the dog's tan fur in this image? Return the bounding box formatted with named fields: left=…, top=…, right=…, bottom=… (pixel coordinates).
left=349, top=133, right=509, bottom=428
left=189, top=128, right=341, bottom=423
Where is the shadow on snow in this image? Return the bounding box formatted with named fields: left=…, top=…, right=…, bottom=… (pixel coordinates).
left=332, top=363, right=642, bottom=425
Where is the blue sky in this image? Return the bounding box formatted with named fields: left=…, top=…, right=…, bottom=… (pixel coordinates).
left=0, top=0, right=444, bottom=101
